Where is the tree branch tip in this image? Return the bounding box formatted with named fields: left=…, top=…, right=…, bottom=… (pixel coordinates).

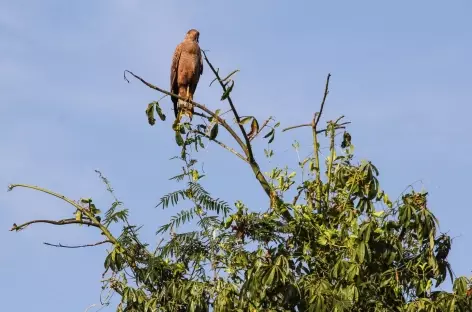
left=123, top=70, right=133, bottom=83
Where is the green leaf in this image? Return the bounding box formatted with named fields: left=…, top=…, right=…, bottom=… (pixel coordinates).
left=223, top=216, right=233, bottom=229
left=240, top=116, right=252, bottom=125
left=263, top=129, right=274, bottom=139
left=210, top=123, right=219, bottom=140
left=372, top=210, right=384, bottom=217
left=453, top=276, right=468, bottom=295
left=221, top=80, right=234, bottom=101
left=341, top=131, right=352, bottom=148
left=145, top=102, right=156, bottom=125
left=155, top=101, right=166, bottom=121
left=175, top=131, right=184, bottom=146
left=248, top=118, right=259, bottom=138
left=75, top=210, right=82, bottom=222
left=449, top=297, right=455, bottom=312
left=317, top=236, right=328, bottom=246
left=358, top=241, right=365, bottom=263
left=265, top=267, right=276, bottom=286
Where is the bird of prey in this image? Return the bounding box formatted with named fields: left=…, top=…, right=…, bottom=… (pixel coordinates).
left=170, top=29, right=203, bottom=121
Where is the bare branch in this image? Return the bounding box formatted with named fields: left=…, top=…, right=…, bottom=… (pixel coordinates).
left=314, top=73, right=331, bottom=129
left=292, top=188, right=304, bottom=206
left=282, top=123, right=312, bottom=132
left=84, top=304, right=98, bottom=312
left=334, top=115, right=345, bottom=124
left=282, top=122, right=351, bottom=133
left=192, top=130, right=249, bottom=163
left=10, top=218, right=100, bottom=231
left=43, top=240, right=111, bottom=249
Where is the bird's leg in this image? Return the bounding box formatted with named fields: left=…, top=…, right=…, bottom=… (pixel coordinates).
left=186, top=86, right=191, bottom=103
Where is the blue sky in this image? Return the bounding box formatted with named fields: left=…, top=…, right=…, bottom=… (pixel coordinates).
left=1, top=0, right=471, bottom=310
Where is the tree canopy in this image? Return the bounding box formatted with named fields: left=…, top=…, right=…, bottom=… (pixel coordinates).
left=9, top=51, right=472, bottom=311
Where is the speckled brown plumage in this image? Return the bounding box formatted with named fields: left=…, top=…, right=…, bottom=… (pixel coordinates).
left=170, top=29, right=203, bottom=120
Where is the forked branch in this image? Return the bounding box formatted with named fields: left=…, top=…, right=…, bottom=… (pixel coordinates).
left=8, top=184, right=118, bottom=245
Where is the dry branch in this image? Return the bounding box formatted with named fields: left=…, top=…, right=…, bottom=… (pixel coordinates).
left=43, top=240, right=111, bottom=249
left=10, top=218, right=100, bottom=231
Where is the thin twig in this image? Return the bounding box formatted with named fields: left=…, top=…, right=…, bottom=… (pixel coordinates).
left=10, top=218, right=100, bottom=231
left=84, top=304, right=98, bottom=312
left=282, top=123, right=311, bottom=132
left=193, top=112, right=211, bottom=119
left=192, top=130, right=248, bottom=163
left=282, top=122, right=351, bottom=133
left=44, top=240, right=111, bottom=249
left=292, top=188, right=304, bottom=206
left=123, top=70, right=248, bottom=158
left=334, top=115, right=345, bottom=124
left=314, top=73, right=331, bottom=128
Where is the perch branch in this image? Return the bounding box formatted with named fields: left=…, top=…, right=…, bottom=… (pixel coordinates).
left=43, top=240, right=111, bottom=249
left=192, top=130, right=249, bottom=163
left=11, top=218, right=100, bottom=231
left=123, top=70, right=248, bottom=157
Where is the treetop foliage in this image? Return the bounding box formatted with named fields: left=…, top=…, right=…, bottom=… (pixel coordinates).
left=9, top=51, right=472, bottom=311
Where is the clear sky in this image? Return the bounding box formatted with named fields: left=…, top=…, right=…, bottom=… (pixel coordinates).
left=1, top=1, right=471, bottom=311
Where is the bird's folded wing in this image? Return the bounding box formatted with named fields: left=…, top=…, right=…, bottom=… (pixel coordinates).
left=170, top=43, right=183, bottom=92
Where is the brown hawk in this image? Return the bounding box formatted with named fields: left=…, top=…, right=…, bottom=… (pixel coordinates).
left=170, top=29, right=203, bottom=121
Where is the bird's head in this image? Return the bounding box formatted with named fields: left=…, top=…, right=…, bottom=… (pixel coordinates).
left=185, top=29, right=200, bottom=43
